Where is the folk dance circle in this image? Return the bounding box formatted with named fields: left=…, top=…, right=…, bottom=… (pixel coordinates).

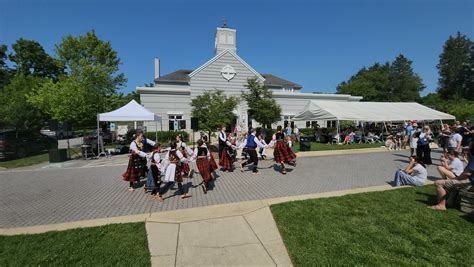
left=122, top=127, right=297, bottom=201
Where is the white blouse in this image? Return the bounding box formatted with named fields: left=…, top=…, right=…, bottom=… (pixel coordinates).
left=129, top=141, right=147, bottom=158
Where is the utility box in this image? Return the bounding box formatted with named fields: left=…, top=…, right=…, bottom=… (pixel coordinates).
left=49, top=149, right=68, bottom=163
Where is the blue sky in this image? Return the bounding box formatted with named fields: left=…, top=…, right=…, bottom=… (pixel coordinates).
left=1, top=0, right=472, bottom=95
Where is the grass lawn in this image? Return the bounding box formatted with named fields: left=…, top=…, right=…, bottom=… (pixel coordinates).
left=0, top=223, right=150, bottom=266
left=0, top=153, right=49, bottom=169
left=271, top=186, right=474, bottom=266
left=293, top=142, right=382, bottom=152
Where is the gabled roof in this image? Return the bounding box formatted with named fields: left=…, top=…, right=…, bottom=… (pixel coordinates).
left=154, top=69, right=192, bottom=84
left=261, top=74, right=302, bottom=90
left=189, top=49, right=265, bottom=81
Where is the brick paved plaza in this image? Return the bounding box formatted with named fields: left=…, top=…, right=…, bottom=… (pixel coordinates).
left=0, top=150, right=442, bottom=228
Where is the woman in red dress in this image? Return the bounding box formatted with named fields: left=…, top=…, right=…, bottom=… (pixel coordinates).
left=203, top=135, right=218, bottom=172
left=192, top=139, right=213, bottom=193
left=220, top=135, right=235, bottom=172
left=176, top=135, right=193, bottom=177
left=122, top=133, right=148, bottom=191
left=271, top=125, right=297, bottom=175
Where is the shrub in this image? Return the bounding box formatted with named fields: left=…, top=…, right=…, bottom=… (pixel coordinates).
left=299, top=128, right=315, bottom=136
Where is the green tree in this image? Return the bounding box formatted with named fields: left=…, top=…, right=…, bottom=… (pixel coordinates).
left=336, top=63, right=390, bottom=101
left=9, top=38, right=63, bottom=79
left=242, top=78, right=282, bottom=128
left=388, top=54, right=425, bottom=101
left=337, top=55, right=425, bottom=102
left=105, top=91, right=141, bottom=111
left=0, top=44, right=11, bottom=88
left=422, top=93, right=474, bottom=121
left=55, top=31, right=126, bottom=96
left=0, top=74, right=47, bottom=129
left=191, top=89, right=238, bottom=140
left=28, top=31, right=127, bottom=126
left=437, top=32, right=474, bottom=100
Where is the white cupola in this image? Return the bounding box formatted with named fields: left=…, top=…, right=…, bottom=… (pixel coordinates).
left=214, top=25, right=236, bottom=55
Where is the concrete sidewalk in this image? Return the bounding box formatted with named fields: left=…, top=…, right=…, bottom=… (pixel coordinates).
left=146, top=202, right=292, bottom=266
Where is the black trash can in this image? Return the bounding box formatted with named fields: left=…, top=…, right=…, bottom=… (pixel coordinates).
left=49, top=148, right=68, bottom=163
left=299, top=136, right=311, bottom=151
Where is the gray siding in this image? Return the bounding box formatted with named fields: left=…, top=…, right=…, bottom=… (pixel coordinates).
left=140, top=90, right=191, bottom=131
left=190, top=51, right=263, bottom=98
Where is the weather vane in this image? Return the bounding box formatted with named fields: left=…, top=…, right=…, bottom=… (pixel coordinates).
left=222, top=18, right=228, bottom=28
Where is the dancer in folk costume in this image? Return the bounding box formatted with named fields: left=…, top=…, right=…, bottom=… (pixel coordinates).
left=203, top=135, right=218, bottom=172
left=163, top=141, right=191, bottom=199
left=191, top=139, right=213, bottom=193
left=258, top=133, right=268, bottom=160
left=218, top=126, right=227, bottom=160
left=270, top=125, right=297, bottom=175
left=146, top=143, right=164, bottom=201
left=240, top=128, right=267, bottom=174
left=122, top=132, right=148, bottom=191
left=220, top=134, right=236, bottom=172
left=176, top=135, right=193, bottom=177
left=136, top=129, right=157, bottom=152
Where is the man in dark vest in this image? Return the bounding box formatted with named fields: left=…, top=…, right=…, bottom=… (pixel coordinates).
left=240, top=128, right=267, bottom=174
left=218, top=126, right=227, bottom=160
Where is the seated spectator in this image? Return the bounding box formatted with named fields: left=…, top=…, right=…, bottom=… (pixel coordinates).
left=437, top=151, right=464, bottom=179
left=392, top=156, right=427, bottom=187
left=430, top=158, right=474, bottom=210
left=384, top=135, right=396, bottom=150
left=343, top=131, right=354, bottom=145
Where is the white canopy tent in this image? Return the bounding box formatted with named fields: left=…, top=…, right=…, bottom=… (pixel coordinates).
left=293, top=101, right=455, bottom=139
left=293, top=101, right=455, bottom=122
left=96, top=100, right=162, bottom=157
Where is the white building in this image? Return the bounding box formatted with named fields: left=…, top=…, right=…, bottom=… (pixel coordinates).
left=138, top=25, right=361, bottom=132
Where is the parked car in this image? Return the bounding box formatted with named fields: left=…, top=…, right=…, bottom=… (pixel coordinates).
left=0, top=129, right=58, bottom=160
left=40, top=126, right=74, bottom=139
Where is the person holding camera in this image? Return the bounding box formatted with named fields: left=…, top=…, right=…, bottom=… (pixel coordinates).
left=392, top=156, right=427, bottom=187
left=437, top=151, right=464, bottom=180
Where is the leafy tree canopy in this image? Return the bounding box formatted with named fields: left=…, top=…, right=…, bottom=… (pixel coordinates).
left=437, top=32, right=473, bottom=100
left=0, top=44, right=11, bottom=88
left=337, top=54, right=425, bottom=102
left=9, top=38, right=63, bottom=80
left=55, top=31, right=126, bottom=96
left=0, top=74, right=48, bottom=129
left=191, top=89, right=238, bottom=135
left=242, top=78, right=282, bottom=128
left=28, top=31, right=127, bottom=126
left=421, top=93, right=474, bottom=121
left=389, top=54, right=425, bottom=101
left=337, top=63, right=390, bottom=101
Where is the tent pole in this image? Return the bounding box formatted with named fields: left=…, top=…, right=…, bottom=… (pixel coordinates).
left=96, top=115, right=100, bottom=157
left=155, top=121, right=158, bottom=142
